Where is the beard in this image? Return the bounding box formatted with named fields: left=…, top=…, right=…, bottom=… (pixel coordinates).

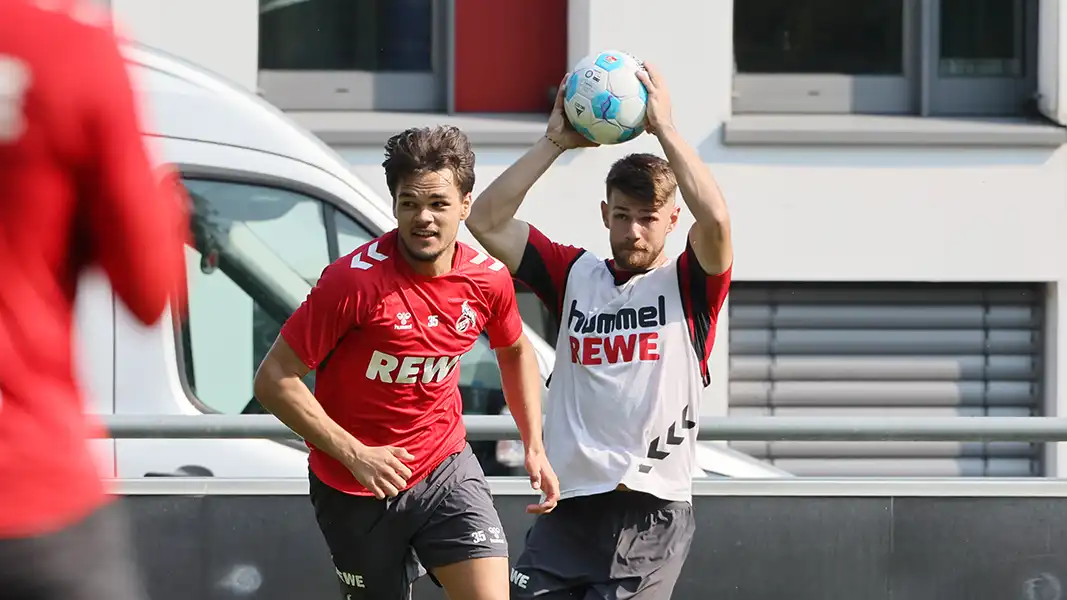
left=612, top=242, right=661, bottom=271
left=400, top=230, right=452, bottom=262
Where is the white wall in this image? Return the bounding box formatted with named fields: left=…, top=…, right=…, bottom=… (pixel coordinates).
left=110, top=0, right=259, bottom=91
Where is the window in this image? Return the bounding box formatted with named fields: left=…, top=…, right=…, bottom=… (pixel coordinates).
left=185, top=180, right=332, bottom=283
left=929, top=0, right=1036, bottom=115
left=333, top=211, right=376, bottom=256
left=177, top=175, right=529, bottom=474
left=257, top=0, right=447, bottom=111
left=180, top=179, right=332, bottom=415
left=732, top=0, right=1038, bottom=116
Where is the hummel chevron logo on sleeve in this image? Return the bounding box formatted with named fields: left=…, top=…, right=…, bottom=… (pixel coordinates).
left=351, top=241, right=388, bottom=270
left=470, top=251, right=505, bottom=272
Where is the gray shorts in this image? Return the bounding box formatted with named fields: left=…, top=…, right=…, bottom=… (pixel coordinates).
left=511, top=490, right=696, bottom=600
left=0, top=502, right=148, bottom=600
left=309, top=443, right=508, bottom=600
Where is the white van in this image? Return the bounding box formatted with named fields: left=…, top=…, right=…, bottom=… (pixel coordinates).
left=77, top=44, right=789, bottom=481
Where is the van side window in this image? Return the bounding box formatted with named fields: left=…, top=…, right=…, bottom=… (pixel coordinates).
left=179, top=178, right=331, bottom=415
left=333, top=210, right=374, bottom=256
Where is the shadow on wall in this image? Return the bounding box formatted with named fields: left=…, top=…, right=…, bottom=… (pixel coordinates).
left=697, top=124, right=1062, bottom=169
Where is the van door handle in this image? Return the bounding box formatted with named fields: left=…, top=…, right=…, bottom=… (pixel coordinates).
left=143, top=465, right=214, bottom=477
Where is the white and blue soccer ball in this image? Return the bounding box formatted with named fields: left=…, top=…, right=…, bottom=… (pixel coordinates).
left=563, top=50, right=648, bottom=145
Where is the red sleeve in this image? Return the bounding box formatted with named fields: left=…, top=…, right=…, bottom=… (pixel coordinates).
left=677, top=240, right=732, bottom=387
left=484, top=271, right=524, bottom=349
left=513, top=224, right=585, bottom=323
left=280, top=261, right=363, bottom=369
left=80, top=23, right=189, bottom=325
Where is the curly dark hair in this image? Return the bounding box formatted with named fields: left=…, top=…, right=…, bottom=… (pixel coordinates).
left=382, top=126, right=476, bottom=198
left=604, top=153, right=678, bottom=208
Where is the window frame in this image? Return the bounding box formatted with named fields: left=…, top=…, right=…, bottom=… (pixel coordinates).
left=256, top=0, right=454, bottom=112
left=732, top=0, right=919, bottom=114
left=175, top=164, right=383, bottom=259
left=924, top=0, right=1039, bottom=116
left=731, top=0, right=1039, bottom=117
left=171, top=165, right=384, bottom=447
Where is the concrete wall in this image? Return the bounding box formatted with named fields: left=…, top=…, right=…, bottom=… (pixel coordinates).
left=118, top=478, right=1067, bottom=600
left=110, top=0, right=258, bottom=92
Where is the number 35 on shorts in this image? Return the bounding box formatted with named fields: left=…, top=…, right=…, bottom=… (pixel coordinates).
left=472, top=527, right=506, bottom=545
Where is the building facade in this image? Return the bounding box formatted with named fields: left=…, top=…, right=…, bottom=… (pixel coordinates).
left=103, top=0, right=1067, bottom=477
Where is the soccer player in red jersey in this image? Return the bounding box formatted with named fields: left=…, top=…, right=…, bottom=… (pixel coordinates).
left=0, top=1, right=190, bottom=599
left=253, top=125, right=560, bottom=600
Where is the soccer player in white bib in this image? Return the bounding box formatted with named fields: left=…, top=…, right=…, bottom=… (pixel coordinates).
left=466, top=62, right=732, bottom=600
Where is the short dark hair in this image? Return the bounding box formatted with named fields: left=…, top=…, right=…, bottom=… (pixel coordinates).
left=382, top=126, right=476, bottom=198
left=604, top=153, right=677, bottom=209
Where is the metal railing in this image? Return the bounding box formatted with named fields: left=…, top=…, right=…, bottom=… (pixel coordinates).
left=97, top=414, right=1067, bottom=442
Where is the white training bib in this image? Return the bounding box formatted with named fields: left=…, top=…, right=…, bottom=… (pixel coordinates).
left=543, top=253, right=707, bottom=503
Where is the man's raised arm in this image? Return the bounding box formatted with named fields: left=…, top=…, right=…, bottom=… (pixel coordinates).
left=637, top=63, right=733, bottom=275
left=465, top=138, right=558, bottom=273
left=466, top=76, right=598, bottom=274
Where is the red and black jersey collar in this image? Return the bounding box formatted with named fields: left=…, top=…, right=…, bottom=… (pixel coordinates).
left=604, top=259, right=650, bottom=286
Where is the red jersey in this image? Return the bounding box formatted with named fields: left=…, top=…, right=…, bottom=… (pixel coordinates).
left=0, top=1, right=189, bottom=537
left=280, top=230, right=525, bottom=495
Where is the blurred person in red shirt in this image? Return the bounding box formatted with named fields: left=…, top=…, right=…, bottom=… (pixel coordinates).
left=0, top=1, right=189, bottom=599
